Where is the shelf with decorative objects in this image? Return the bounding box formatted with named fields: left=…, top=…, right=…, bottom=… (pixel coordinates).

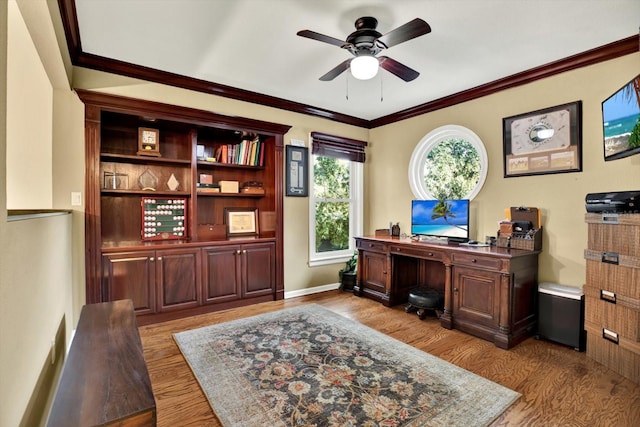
left=78, top=90, right=291, bottom=325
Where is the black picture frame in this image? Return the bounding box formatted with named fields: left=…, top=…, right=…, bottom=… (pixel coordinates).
left=285, top=145, right=308, bottom=197
left=503, top=101, right=582, bottom=178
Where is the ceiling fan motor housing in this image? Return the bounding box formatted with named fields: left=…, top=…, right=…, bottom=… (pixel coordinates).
left=346, top=17, right=383, bottom=54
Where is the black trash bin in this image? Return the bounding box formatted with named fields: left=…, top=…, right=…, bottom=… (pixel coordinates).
left=537, top=282, right=586, bottom=351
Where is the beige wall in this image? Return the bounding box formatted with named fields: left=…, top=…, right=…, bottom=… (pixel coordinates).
left=6, top=0, right=53, bottom=208
left=1, top=1, right=76, bottom=425
left=368, top=54, right=640, bottom=287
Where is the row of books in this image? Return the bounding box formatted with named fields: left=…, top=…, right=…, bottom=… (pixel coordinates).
left=215, top=138, right=264, bottom=166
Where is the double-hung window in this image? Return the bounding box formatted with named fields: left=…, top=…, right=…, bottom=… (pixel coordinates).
left=308, top=132, right=366, bottom=266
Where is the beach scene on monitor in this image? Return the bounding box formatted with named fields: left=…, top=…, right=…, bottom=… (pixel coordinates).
left=602, top=74, right=640, bottom=160
left=411, top=200, right=469, bottom=238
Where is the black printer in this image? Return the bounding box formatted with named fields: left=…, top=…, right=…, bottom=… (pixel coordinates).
left=585, top=191, right=640, bottom=213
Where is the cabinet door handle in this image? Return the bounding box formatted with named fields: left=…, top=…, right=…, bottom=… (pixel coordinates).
left=157, top=257, right=162, bottom=261
left=602, top=328, right=619, bottom=345
left=454, top=287, right=458, bottom=292
left=471, top=259, right=477, bottom=263
left=428, top=252, right=433, bottom=256
left=236, top=250, right=241, bottom=255
left=600, top=289, right=616, bottom=304
left=242, top=250, right=247, bottom=254
left=601, top=252, right=619, bottom=265
left=150, top=257, right=155, bottom=261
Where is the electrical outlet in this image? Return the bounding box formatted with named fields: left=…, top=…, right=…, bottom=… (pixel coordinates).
left=71, top=192, right=82, bottom=206
left=51, top=337, right=56, bottom=365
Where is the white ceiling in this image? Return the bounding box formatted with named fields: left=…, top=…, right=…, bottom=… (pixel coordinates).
left=73, top=0, right=640, bottom=121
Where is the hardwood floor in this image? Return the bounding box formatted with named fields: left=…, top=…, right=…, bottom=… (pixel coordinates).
left=138, top=290, right=640, bottom=426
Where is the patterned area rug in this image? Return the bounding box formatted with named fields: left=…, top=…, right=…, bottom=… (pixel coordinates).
left=174, top=304, right=520, bottom=426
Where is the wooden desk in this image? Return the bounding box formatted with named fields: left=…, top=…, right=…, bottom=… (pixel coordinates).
left=47, top=300, right=156, bottom=426
left=354, top=236, right=539, bottom=349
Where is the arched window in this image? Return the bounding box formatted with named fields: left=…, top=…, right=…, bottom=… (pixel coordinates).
left=409, top=125, right=488, bottom=200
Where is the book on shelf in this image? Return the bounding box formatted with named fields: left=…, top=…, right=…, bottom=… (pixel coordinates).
left=211, top=137, right=263, bottom=166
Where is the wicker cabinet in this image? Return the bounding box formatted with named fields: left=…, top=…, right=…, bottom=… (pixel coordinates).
left=584, top=213, right=640, bottom=384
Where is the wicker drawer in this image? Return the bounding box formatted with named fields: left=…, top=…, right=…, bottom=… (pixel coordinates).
left=451, top=253, right=502, bottom=271
left=585, top=320, right=640, bottom=385
left=357, top=239, right=388, bottom=254
left=585, top=255, right=640, bottom=299
left=584, top=286, right=640, bottom=341
left=389, top=245, right=444, bottom=261
left=586, top=213, right=640, bottom=257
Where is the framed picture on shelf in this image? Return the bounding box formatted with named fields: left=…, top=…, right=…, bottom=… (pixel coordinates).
left=224, top=207, right=259, bottom=237
left=503, top=101, right=582, bottom=177
left=286, top=145, right=308, bottom=197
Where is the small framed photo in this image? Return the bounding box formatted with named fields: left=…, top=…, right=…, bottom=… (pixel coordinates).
left=503, top=101, right=582, bottom=177
left=137, top=127, right=161, bottom=157
left=224, top=207, right=259, bottom=237
left=286, top=145, right=308, bottom=197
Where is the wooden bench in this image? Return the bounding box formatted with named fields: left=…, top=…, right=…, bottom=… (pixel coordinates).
left=47, top=300, right=156, bottom=426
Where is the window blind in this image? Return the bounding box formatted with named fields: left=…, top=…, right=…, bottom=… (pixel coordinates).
left=310, top=131, right=368, bottom=163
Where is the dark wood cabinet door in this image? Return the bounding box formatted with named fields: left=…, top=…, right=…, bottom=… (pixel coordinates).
left=361, top=251, right=388, bottom=295
left=452, top=266, right=501, bottom=328
left=156, top=248, right=201, bottom=312
left=202, top=245, right=242, bottom=303
left=102, top=251, right=156, bottom=315
left=242, top=242, right=275, bottom=298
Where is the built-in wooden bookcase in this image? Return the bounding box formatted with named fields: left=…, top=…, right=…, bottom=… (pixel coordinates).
left=79, top=90, right=291, bottom=324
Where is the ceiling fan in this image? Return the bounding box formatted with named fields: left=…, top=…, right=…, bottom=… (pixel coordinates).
left=297, top=16, right=431, bottom=82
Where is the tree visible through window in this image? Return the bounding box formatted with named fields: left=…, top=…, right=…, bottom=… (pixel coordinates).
left=313, top=156, right=351, bottom=252
left=424, top=138, right=480, bottom=200
left=409, top=125, right=488, bottom=201
left=309, top=132, right=365, bottom=265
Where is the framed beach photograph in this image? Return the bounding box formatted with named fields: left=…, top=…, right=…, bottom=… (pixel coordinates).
left=602, top=74, right=640, bottom=161
left=503, top=101, right=582, bottom=178
left=224, top=207, right=259, bottom=237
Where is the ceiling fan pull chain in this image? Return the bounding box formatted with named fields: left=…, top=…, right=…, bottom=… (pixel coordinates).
left=346, top=74, right=349, bottom=100
left=380, top=73, right=384, bottom=102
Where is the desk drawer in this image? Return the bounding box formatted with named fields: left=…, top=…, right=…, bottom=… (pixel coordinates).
left=451, top=253, right=502, bottom=271
left=389, top=245, right=444, bottom=261
left=357, top=239, right=388, bottom=254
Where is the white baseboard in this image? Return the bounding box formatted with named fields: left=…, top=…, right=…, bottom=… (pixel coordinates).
left=284, top=282, right=340, bottom=299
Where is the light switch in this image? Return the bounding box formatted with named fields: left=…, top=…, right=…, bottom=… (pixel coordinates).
left=71, top=192, right=82, bottom=206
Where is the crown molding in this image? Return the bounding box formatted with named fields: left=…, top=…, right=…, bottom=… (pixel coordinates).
left=58, top=0, right=638, bottom=129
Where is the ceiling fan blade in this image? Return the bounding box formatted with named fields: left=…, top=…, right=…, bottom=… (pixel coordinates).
left=376, top=18, right=431, bottom=49
left=297, top=30, right=346, bottom=48
left=319, top=59, right=351, bottom=81
left=379, top=56, right=419, bottom=82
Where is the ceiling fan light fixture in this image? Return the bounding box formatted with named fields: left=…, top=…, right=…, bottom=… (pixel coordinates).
left=350, top=55, right=379, bottom=80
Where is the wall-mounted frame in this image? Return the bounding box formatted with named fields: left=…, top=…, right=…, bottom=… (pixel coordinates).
left=503, top=101, right=582, bottom=177
left=224, top=207, right=259, bottom=237
left=285, top=145, right=308, bottom=196
left=602, top=74, right=640, bottom=161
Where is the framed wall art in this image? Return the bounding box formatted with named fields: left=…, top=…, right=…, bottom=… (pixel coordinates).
left=602, top=74, right=640, bottom=161
left=503, top=101, right=582, bottom=178
left=285, top=145, right=308, bottom=196
left=224, top=207, right=259, bottom=237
